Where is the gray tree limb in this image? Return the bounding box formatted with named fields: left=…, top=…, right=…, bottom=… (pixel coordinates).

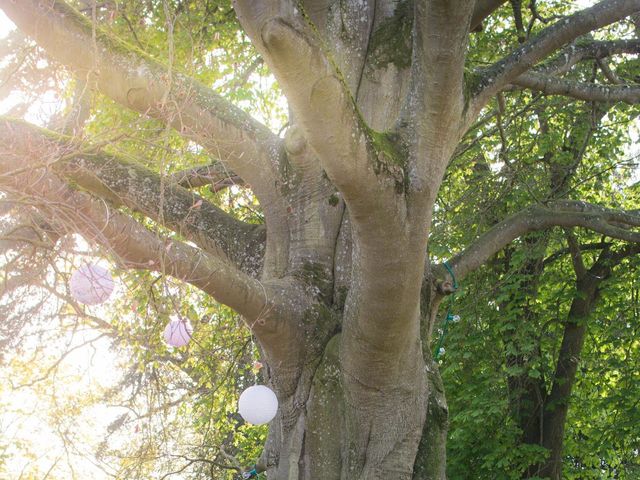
left=469, top=0, right=640, bottom=120
left=0, top=118, right=265, bottom=275
left=471, top=0, right=509, bottom=31
left=534, top=39, right=640, bottom=77
left=408, top=0, right=473, bottom=192
left=0, top=163, right=269, bottom=323
left=436, top=200, right=640, bottom=288
left=0, top=148, right=306, bottom=365
left=232, top=0, right=386, bottom=217
left=512, top=72, right=640, bottom=103
left=0, top=0, right=284, bottom=213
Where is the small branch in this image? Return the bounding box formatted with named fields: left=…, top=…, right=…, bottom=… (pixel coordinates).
left=468, top=0, right=640, bottom=120
left=596, top=58, right=623, bottom=84
left=225, top=56, right=263, bottom=91
left=12, top=334, right=108, bottom=389
left=535, top=39, right=640, bottom=77
left=0, top=214, right=57, bottom=253
left=565, top=229, right=587, bottom=279
left=542, top=241, right=611, bottom=266
left=511, top=0, right=526, bottom=43
left=511, top=72, right=640, bottom=103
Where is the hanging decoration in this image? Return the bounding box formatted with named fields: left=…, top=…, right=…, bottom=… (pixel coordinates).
left=242, top=468, right=259, bottom=479
left=69, top=263, right=115, bottom=305
left=434, top=261, right=459, bottom=361
left=163, top=318, right=193, bottom=347
left=238, top=385, right=278, bottom=425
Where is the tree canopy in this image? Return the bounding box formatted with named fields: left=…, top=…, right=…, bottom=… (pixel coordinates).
left=0, top=1, right=639, bottom=479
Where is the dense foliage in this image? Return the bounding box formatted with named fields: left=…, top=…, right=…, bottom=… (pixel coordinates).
left=0, top=1, right=638, bottom=479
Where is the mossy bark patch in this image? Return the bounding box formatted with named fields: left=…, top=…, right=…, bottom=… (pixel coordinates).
left=369, top=0, right=414, bottom=70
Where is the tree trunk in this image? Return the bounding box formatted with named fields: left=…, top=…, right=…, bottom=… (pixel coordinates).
left=258, top=335, right=444, bottom=480
left=247, top=2, right=450, bottom=477
left=5, top=1, right=637, bottom=479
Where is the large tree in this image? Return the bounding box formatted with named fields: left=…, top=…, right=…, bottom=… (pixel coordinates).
left=0, top=1, right=639, bottom=478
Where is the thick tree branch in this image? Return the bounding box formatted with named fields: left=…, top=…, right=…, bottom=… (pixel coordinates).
left=232, top=1, right=385, bottom=215
left=0, top=0, right=284, bottom=210
left=408, top=0, right=473, bottom=189
left=169, top=163, right=244, bottom=191
left=436, top=200, right=640, bottom=286
left=0, top=166, right=268, bottom=322
left=0, top=118, right=265, bottom=275
left=471, top=0, right=508, bottom=31
left=0, top=121, right=310, bottom=373
left=512, top=72, right=640, bottom=103
left=0, top=151, right=308, bottom=369
left=468, top=0, right=640, bottom=119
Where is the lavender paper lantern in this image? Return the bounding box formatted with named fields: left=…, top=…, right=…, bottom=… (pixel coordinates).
left=238, top=385, right=278, bottom=425
left=163, top=318, right=193, bottom=347
left=69, top=264, right=114, bottom=305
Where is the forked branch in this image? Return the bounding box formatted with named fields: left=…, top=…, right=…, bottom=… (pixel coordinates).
left=232, top=0, right=386, bottom=215
left=468, top=0, right=640, bottom=120
left=437, top=200, right=640, bottom=287
left=0, top=118, right=265, bottom=275
left=0, top=0, right=283, bottom=209
left=0, top=166, right=268, bottom=322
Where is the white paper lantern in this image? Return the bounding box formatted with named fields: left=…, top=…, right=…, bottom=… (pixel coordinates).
left=163, top=318, right=193, bottom=347
left=238, top=385, right=278, bottom=425
left=69, top=264, right=114, bottom=305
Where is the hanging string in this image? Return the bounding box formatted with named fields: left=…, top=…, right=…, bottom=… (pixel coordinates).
left=434, top=261, right=459, bottom=361
left=251, top=335, right=260, bottom=386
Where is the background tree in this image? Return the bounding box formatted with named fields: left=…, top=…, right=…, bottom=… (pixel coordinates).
left=0, top=1, right=639, bottom=479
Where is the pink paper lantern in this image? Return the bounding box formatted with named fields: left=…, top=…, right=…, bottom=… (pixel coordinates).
left=69, top=264, right=114, bottom=305
left=163, top=318, right=193, bottom=347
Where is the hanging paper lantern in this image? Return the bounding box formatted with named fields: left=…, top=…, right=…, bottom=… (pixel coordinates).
left=69, top=263, right=114, bottom=305
left=238, top=385, right=278, bottom=425
left=163, top=318, right=193, bottom=347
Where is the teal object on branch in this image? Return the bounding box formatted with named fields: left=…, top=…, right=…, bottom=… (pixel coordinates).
left=434, top=261, right=458, bottom=360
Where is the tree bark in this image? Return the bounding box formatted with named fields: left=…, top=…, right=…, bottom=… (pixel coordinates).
left=1, top=1, right=640, bottom=479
